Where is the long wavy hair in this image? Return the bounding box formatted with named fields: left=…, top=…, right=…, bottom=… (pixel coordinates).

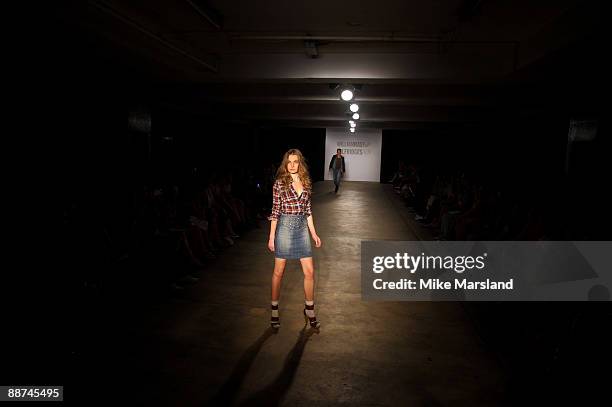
left=275, top=149, right=312, bottom=191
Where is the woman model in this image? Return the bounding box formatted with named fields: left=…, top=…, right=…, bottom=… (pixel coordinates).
left=268, top=149, right=322, bottom=329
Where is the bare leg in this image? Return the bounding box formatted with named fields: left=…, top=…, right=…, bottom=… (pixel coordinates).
left=271, top=258, right=287, bottom=301
left=299, top=257, right=315, bottom=301
left=300, top=257, right=320, bottom=328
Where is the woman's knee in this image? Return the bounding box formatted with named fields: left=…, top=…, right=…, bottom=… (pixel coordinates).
left=302, top=267, right=314, bottom=280
left=273, top=263, right=286, bottom=278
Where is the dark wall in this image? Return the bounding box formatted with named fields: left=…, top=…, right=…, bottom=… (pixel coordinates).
left=382, top=118, right=569, bottom=185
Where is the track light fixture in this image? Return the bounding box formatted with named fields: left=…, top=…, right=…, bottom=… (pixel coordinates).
left=340, top=87, right=354, bottom=101
left=304, top=40, right=319, bottom=58
left=333, top=84, right=363, bottom=128
left=333, top=84, right=362, bottom=101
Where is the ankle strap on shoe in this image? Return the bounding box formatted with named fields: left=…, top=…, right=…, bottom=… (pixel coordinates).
left=304, top=303, right=315, bottom=310
left=271, top=304, right=279, bottom=310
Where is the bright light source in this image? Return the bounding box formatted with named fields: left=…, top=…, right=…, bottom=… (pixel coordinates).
left=349, top=120, right=355, bottom=125
left=349, top=103, right=359, bottom=112
left=341, top=89, right=354, bottom=101
left=349, top=128, right=355, bottom=133
left=350, top=122, right=356, bottom=128
left=352, top=113, right=360, bottom=120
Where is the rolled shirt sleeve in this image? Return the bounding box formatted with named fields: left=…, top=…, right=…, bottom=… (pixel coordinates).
left=304, top=190, right=312, bottom=217
left=268, top=180, right=281, bottom=221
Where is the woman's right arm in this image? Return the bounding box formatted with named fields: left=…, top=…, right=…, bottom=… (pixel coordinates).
left=268, top=220, right=277, bottom=251
left=268, top=181, right=281, bottom=251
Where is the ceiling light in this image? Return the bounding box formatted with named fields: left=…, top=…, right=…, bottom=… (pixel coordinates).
left=352, top=113, right=360, bottom=120
left=349, top=103, right=359, bottom=112
left=350, top=122, right=356, bottom=128
left=341, top=89, right=354, bottom=101
left=350, top=128, right=355, bottom=133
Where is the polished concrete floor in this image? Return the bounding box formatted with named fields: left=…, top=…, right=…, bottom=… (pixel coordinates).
left=78, top=181, right=510, bottom=406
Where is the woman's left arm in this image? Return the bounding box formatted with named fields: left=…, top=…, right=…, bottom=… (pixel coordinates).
left=307, top=215, right=322, bottom=247
left=305, top=194, right=321, bottom=247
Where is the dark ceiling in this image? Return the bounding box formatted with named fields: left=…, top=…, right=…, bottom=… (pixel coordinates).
left=53, top=0, right=603, bottom=129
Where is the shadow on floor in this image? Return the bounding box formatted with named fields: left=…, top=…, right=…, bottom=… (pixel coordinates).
left=205, top=326, right=319, bottom=407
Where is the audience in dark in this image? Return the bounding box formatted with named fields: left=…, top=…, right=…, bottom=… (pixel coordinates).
left=61, top=165, right=278, bottom=298
left=387, top=159, right=588, bottom=241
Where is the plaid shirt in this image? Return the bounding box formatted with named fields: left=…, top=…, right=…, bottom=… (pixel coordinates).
left=268, top=179, right=312, bottom=221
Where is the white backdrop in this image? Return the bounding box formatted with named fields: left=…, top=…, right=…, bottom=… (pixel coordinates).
left=324, top=128, right=382, bottom=182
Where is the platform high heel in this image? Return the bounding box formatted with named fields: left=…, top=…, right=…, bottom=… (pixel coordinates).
left=303, top=302, right=321, bottom=329
left=270, top=302, right=280, bottom=329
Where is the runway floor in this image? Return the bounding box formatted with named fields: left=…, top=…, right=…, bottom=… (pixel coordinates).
left=73, top=181, right=510, bottom=406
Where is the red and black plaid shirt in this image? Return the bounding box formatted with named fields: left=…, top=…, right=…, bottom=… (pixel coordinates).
left=268, top=179, right=312, bottom=221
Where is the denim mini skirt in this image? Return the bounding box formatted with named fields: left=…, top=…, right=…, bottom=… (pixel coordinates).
left=274, top=214, right=312, bottom=259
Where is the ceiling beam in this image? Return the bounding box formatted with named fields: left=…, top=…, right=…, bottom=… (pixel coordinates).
left=184, top=0, right=223, bottom=30
left=89, top=0, right=218, bottom=73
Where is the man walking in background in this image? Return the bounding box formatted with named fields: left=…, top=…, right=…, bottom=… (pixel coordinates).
left=329, top=148, right=346, bottom=193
